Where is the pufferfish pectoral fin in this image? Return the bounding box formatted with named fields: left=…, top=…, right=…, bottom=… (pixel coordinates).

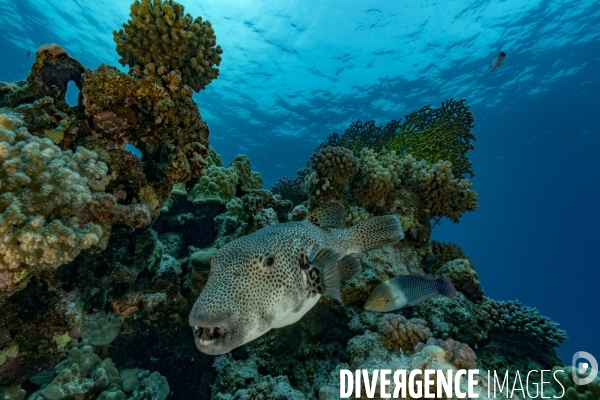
left=309, top=246, right=343, bottom=302
left=307, top=202, right=345, bottom=228
left=337, top=255, right=362, bottom=281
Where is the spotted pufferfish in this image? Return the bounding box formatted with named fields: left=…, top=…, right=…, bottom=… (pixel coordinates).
left=188, top=202, right=404, bottom=355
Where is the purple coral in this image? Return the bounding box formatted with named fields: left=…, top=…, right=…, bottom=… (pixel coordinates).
left=93, top=111, right=129, bottom=135
left=415, top=338, right=477, bottom=369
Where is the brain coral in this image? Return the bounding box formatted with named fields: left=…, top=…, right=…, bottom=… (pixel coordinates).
left=387, top=98, right=476, bottom=178
left=0, top=114, right=106, bottom=291
left=114, top=0, right=223, bottom=92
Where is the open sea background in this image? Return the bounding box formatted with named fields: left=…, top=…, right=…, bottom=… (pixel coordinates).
left=1, top=0, right=598, bottom=365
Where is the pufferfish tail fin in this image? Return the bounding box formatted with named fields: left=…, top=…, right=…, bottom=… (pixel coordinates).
left=349, top=215, right=405, bottom=253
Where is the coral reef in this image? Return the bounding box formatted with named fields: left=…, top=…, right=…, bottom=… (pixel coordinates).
left=26, top=337, right=170, bottom=400
left=0, top=114, right=105, bottom=294
left=114, top=0, right=223, bottom=93
left=435, top=258, right=483, bottom=302
left=319, top=119, right=401, bottom=155
left=271, top=176, right=306, bottom=206
left=552, top=365, right=600, bottom=400
left=387, top=98, right=476, bottom=178
left=379, top=314, right=432, bottom=352
left=414, top=338, right=477, bottom=369
left=187, top=154, right=263, bottom=206
left=305, top=146, right=359, bottom=208
left=429, top=240, right=469, bottom=273
left=351, top=148, right=402, bottom=210
left=480, top=297, right=568, bottom=346
left=400, top=154, right=479, bottom=224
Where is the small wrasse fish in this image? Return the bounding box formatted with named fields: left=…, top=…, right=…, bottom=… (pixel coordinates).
left=488, top=51, right=506, bottom=72
left=363, top=274, right=456, bottom=312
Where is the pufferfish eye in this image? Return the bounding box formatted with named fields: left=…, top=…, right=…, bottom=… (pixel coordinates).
left=264, top=253, right=275, bottom=267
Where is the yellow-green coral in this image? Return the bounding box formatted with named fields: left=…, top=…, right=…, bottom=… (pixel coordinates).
left=0, top=114, right=106, bottom=288
left=387, top=98, right=475, bottom=177
left=114, top=0, right=223, bottom=92
left=187, top=152, right=263, bottom=206
left=352, top=148, right=403, bottom=209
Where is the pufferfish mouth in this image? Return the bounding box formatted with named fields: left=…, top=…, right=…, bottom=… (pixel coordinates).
left=193, top=326, right=227, bottom=345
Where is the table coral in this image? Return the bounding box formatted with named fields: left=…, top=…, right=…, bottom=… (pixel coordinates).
left=387, top=98, right=476, bottom=178
left=0, top=114, right=106, bottom=291
left=114, top=0, right=223, bottom=93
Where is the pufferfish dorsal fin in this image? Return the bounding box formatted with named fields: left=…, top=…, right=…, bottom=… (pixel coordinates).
left=307, top=246, right=342, bottom=302
left=307, top=202, right=345, bottom=228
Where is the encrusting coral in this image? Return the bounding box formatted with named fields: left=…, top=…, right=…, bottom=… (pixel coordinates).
left=0, top=114, right=106, bottom=292
left=387, top=98, right=476, bottom=178
left=114, top=0, right=223, bottom=93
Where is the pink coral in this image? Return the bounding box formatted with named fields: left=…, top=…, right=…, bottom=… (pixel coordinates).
left=379, top=314, right=433, bottom=351
left=415, top=338, right=477, bottom=369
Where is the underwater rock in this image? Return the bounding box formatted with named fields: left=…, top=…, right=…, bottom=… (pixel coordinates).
left=435, top=258, right=484, bottom=302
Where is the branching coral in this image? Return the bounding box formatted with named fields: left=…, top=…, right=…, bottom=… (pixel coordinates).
left=480, top=297, right=568, bottom=346
left=0, top=114, right=106, bottom=291
left=305, top=146, right=359, bottom=208
left=271, top=176, right=306, bottom=206
left=310, top=146, right=359, bottom=183
left=342, top=205, right=372, bottom=228
left=351, top=148, right=402, bottom=210
left=400, top=154, right=478, bottom=223
left=387, top=98, right=476, bottom=177
left=379, top=314, right=432, bottom=352
left=319, top=119, right=401, bottom=154
left=114, top=0, right=223, bottom=93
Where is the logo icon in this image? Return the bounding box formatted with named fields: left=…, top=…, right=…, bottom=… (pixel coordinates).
left=572, top=351, right=598, bottom=385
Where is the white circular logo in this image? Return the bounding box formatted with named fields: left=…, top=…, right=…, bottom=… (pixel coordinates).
left=572, top=351, right=598, bottom=386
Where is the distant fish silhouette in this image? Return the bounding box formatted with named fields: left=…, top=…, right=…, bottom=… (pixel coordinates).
left=488, top=51, right=506, bottom=72
left=27, top=50, right=30, bottom=58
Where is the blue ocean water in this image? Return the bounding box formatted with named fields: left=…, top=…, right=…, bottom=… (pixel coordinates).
left=1, top=0, right=598, bottom=367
